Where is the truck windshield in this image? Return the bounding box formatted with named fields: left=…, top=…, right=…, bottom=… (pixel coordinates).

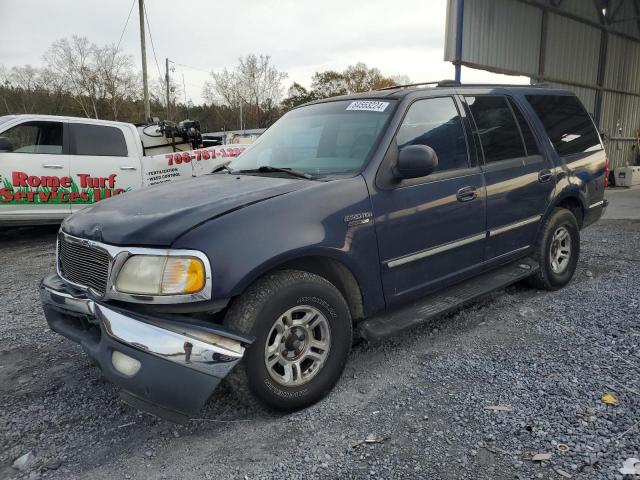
left=228, top=99, right=395, bottom=178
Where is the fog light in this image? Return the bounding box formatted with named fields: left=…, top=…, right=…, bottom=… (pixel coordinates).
left=112, top=351, right=141, bottom=376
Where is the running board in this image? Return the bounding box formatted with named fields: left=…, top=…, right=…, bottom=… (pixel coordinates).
left=358, top=258, right=539, bottom=342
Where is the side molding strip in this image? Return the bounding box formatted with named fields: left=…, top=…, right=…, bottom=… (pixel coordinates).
left=488, top=215, right=541, bottom=237
left=589, top=200, right=604, bottom=209
left=386, top=233, right=486, bottom=268
left=386, top=215, right=544, bottom=269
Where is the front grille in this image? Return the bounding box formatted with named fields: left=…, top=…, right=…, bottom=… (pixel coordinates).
left=58, top=235, right=110, bottom=295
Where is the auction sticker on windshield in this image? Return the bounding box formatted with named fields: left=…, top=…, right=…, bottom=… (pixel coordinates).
left=346, top=101, right=389, bottom=112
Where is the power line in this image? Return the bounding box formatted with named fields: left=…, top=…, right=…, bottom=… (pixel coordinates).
left=116, top=0, right=136, bottom=51
left=173, top=62, right=211, bottom=75
left=143, top=2, right=163, bottom=80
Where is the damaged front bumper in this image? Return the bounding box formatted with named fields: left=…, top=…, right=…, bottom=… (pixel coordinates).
left=40, top=273, right=253, bottom=420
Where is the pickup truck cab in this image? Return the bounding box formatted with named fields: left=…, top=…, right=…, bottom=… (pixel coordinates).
left=0, top=114, right=244, bottom=225
left=40, top=84, right=607, bottom=418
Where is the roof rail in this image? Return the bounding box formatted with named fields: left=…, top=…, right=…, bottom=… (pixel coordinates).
left=378, top=79, right=461, bottom=91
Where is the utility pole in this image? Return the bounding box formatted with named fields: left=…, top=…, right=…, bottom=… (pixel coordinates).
left=165, top=58, right=171, bottom=121
left=182, top=73, right=189, bottom=118
left=138, top=0, right=151, bottom=121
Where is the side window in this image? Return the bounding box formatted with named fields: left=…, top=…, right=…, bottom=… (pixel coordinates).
left=1, top=121, right=63, bottom=154
left=71, top=124, right=128, bottom=157
left=465, top=95, right=526, bottom=163
left=396, top=97, right=469, bottom=173
left=526, top=95, right=601, bottom=156
left=508, top=98, right=539, bottom=156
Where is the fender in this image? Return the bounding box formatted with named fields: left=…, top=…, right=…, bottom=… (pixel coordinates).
left=172, top=175, right=387, bottom=318
left=543, top=183, right=588, bottom=222
left=229, top=245, right=376, bottom=316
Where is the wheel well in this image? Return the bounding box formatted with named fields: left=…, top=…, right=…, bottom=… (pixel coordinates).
left=277, top=256, right=365, bottom=321
left=556, top=196, right=584, bottom=228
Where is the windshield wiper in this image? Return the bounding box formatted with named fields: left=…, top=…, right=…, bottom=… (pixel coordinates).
left=237, top=166, right=314, bottom=180
left=211, top=162, right=234, bottom=174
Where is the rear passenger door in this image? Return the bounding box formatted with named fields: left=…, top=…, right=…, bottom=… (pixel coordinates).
left=68, top=123, right=142, bottom=212
left=464, top=95, right=554, bottom=264
left=372, top=96, right=487, bottom=307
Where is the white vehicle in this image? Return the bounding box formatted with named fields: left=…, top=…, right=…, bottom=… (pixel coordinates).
left=0, top=114, right=246, bottom=225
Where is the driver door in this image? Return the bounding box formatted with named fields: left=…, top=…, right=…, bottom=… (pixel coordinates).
left=371, top=96, right=487, bottom=307
left=0, top=120, right=71, bottom=222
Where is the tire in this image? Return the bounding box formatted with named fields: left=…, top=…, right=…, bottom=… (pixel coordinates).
left=223, top=270, right=352, bottom=411
left=527, top=208, right=580, bottom=290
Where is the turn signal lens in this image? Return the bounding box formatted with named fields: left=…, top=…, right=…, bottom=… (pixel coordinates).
left=161, top=257, right=205, bottom=294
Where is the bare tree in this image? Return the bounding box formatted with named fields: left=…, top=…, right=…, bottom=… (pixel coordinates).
left=203, top=67, right=244, bottom=108
left=390, top=74, right=411, bottom=86
left=5, top=65, right=44, bottom=113
left=204, top=54, right=287, bottom=127
left=150, top=75, right=181, bottom=119
left=44, top=36, right=99, bottom=118
left=43, top=36, right=138, bottom=120
left=96, top=44, right=140, bottom=120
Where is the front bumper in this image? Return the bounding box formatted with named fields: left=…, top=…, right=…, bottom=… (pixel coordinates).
left=40, top=273, right=253, bottom=419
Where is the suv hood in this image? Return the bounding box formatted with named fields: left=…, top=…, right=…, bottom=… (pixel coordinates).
left=62, top=174, right=310, bottom=246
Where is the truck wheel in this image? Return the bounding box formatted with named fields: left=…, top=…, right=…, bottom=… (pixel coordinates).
left=527, top=208, right=580, bottom=291
left=223, top=270, right=352, bottom=411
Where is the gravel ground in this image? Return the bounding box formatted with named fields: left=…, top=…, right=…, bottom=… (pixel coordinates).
left=1, top=219, right=639, bottom=480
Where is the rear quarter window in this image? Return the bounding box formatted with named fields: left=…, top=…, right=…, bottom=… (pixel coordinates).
left=70, top=124, right=128, bottom=157
left=526, top=95, right=601, bottom=156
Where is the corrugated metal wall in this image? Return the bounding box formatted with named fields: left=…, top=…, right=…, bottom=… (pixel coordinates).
left=544, top=14, right=600, bottom=86
left=444, top=0, right=640, bottom=170
left=458, top=0, right=542, bottom=76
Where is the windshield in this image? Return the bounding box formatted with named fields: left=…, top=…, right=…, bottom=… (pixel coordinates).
left=228, top=99, right=395, bottom=177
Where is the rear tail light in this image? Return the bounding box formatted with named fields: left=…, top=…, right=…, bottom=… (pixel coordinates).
left=604, top=157, right=610, bottom=188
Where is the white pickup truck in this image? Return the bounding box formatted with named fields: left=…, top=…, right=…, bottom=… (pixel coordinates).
left=0, top=114, right=246, bottom=225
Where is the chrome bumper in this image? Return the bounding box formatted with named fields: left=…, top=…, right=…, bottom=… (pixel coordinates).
left=40, top=273, right=252, bottom=417
left=41, top=285, right=244, bottom=378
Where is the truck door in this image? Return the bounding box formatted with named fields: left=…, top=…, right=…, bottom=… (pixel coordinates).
left=0, top=120, right=71, bottom=222
left=463, top=95, right=554, bottom=264
left=371, top=96, right=487, bottom=307
left=68, top=123, right=142, bottom=212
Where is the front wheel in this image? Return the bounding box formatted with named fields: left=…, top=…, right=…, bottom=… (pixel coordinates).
left=223, top=270, right=352, bottom=411
left=527, top=208, right=580, bottom=290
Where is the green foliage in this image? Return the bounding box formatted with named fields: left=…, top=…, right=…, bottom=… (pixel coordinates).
left=281, top=83, right=320, bottom=110
left=281, top=63, right=404, bottom=110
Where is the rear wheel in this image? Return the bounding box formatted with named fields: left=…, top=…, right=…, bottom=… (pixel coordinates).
left=223, top=270, right=352, bottom=411
left=527, top=208, right=580, bottom=290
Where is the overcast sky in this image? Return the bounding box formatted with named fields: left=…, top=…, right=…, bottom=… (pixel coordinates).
left=0, top=0, right=526, bottom=104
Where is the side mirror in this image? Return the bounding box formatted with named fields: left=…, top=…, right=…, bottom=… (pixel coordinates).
left=0, top=137, right=13, bottom=153
left=393, top=145, right=438, bottom=179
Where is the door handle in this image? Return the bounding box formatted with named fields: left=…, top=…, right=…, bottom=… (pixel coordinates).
left=538, top=169, right=553, bottom=183
left=120, top=166, right=137, bottom=171
left=456, top=186, right=477, bottom=202
left=42, top=164, right=64, bottom=169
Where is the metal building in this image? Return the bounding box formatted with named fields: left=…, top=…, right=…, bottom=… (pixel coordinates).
left=444, top=0, right=640, bottom=170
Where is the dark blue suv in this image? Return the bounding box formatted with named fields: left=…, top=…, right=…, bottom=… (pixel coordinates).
left=40, top=83, right=607, bottom=418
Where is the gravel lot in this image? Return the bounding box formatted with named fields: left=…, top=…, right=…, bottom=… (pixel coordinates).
left=1, top=219, right=639, bottom=480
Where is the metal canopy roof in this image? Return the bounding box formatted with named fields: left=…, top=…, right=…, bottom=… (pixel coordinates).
left=445, top=0, right=640, bottom=169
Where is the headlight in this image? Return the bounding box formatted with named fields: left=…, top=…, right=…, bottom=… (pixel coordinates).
left=115, top=255, right=206, bottom=296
